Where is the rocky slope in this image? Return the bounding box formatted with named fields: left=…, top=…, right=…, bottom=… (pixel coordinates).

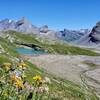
left=89, top=21, right=100, bottom=43
left=77, top=21, right=100, bottom=46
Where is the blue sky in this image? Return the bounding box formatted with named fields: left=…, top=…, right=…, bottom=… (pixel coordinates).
left=0, top=0, right=100, bottom=30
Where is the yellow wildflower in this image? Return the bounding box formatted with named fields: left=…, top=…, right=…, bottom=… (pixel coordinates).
left=11, top=74, right=24, bottom=88
left=15, top=79, right=24, bottom=89
left=11, top=74, right=17, bottom=81
left=17, top=62, right=27, bottom=69
left=21, top=63, right=27, bottom=67
left=33, top=75, right=42, bottom=81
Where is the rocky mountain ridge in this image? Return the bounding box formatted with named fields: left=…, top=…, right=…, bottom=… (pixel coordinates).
left=0, top=17, right=89, bottom=42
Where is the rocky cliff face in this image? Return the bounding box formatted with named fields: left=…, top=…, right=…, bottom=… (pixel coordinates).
left=77, top=21, right=100, bottom=45
left=89, top=21, right=100, bottom=43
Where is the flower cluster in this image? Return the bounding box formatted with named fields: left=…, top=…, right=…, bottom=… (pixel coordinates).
left=0, top=60, right=50, bottom=100
left=11, top=74, right=24, bottom=89
left=15, top=78, right=24, bottom=89
left=33, top=75, right=42, bottom=82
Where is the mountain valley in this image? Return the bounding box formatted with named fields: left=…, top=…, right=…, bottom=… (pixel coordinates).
left=0, top=18, right=100, bottom=100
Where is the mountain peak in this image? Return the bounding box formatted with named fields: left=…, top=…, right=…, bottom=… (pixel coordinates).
left=0, top=18, right=12, bottom=23
left=17, top=17, right=31, bottom=25
left=21, top=17, right=29, bottom=21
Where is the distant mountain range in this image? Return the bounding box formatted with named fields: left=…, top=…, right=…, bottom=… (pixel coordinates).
left=0, top=17, right=90, bottom=42
left=0, top=17, right=100, bottom=45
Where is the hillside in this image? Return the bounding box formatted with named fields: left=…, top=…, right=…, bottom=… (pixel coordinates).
left=1, top=30, right=100, bottom=56
left=0, top=30, right=100, bottom=99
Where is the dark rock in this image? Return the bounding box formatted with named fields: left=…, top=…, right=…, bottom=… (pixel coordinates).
left=76, top=21, right=100, bottom=45
left=40, top=25, right=49, bottom=33
left=89, top=21, right=100, bottom=43
left=57, top=29, right=89, bottom=42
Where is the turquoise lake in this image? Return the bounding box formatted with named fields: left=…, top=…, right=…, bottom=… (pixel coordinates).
left=15, top=48, right=46, bottom=55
